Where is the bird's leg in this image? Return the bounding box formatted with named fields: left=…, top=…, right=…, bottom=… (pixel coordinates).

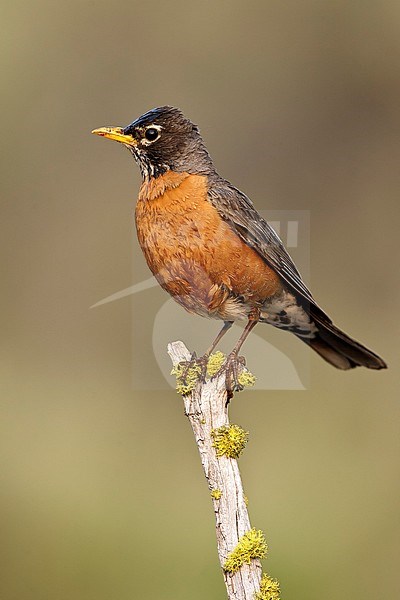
left=205, top=320, right=234, bottom=356
left=179, top=321, right=233, bottom=386
left=223, top=311, right=260, bottom=399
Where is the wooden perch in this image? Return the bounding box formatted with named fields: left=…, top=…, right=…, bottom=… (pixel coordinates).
left=168, top=341, right=268, bottom=600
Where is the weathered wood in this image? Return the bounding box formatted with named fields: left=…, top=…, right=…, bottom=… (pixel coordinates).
left=168, top=341, right=262, bottom=600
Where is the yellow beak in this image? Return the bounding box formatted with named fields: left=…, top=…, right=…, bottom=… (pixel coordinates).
left=91, top=126, right=136, bottom=145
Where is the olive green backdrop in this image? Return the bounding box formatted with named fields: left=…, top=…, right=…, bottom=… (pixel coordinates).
left=1, top=1, right=399, bottom=599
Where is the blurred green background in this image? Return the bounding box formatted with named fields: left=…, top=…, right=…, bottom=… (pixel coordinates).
left=1, top=1, right=399, bottom=598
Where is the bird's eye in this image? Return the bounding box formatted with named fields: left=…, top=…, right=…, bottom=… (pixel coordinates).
left=144, top=127, right=160, bottom=142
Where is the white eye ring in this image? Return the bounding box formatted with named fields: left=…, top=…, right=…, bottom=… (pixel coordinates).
left=142, top=125, right=162, bottom=145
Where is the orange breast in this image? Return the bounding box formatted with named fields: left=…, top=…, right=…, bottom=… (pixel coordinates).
left=135, top=172, right=282, bottom=319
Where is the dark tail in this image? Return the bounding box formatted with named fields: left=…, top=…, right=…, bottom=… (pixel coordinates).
left=301, top=316, right=387, bottom=370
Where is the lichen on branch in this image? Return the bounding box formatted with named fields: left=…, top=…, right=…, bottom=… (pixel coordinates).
left=223, top=528, right=268, bottom=573
left=255, top=573, right=281, bottom=600
left=170, top=361, right=202, bottom=395
left=211, top=489, right=222, bottom=500
left=206, top=351, right=226, bottom=376
left=212, top=424, right=249, bottom=459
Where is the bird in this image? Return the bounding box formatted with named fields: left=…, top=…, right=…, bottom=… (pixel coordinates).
left=92, top=106, right=386, bottom=395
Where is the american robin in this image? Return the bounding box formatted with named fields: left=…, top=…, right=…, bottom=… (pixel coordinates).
left=92, top=106, right=386, bottom=395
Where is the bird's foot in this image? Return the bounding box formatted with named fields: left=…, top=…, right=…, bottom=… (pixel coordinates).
left=214, top=352, right=246, bottom=400
left=176, top=352, right=209, bottom=393
left=175, top=351, right=253, bottom=399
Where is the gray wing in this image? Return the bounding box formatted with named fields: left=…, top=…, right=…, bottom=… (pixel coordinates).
left=207, top=179, right=331, bottom=322
left=207, top=179, right=388, bottom=370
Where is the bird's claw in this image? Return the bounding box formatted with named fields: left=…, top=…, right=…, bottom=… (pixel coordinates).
left=214, top=353, right=246, bottom=400
left=178, top=352, right=209, bottom=387
left=178, top=352, right=247, bottom=400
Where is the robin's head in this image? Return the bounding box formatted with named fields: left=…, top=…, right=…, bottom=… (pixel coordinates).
left=92, top=106, right=214, bottom=180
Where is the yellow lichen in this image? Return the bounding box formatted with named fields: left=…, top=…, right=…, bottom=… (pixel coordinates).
left=244, top=495, right=249, bottom=506
left=171, top=362, right=202, bottom=395
left=238, top=368, right=256, bottom=388
left=211, top=489, right=222, bottom=500
left=223, top=528, right=268, bottom=573
left=211, top=424, right=249, bottom=459
left=206, top=351, right=226, bottom=376
left=255, top=573, right=281, bottom=600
